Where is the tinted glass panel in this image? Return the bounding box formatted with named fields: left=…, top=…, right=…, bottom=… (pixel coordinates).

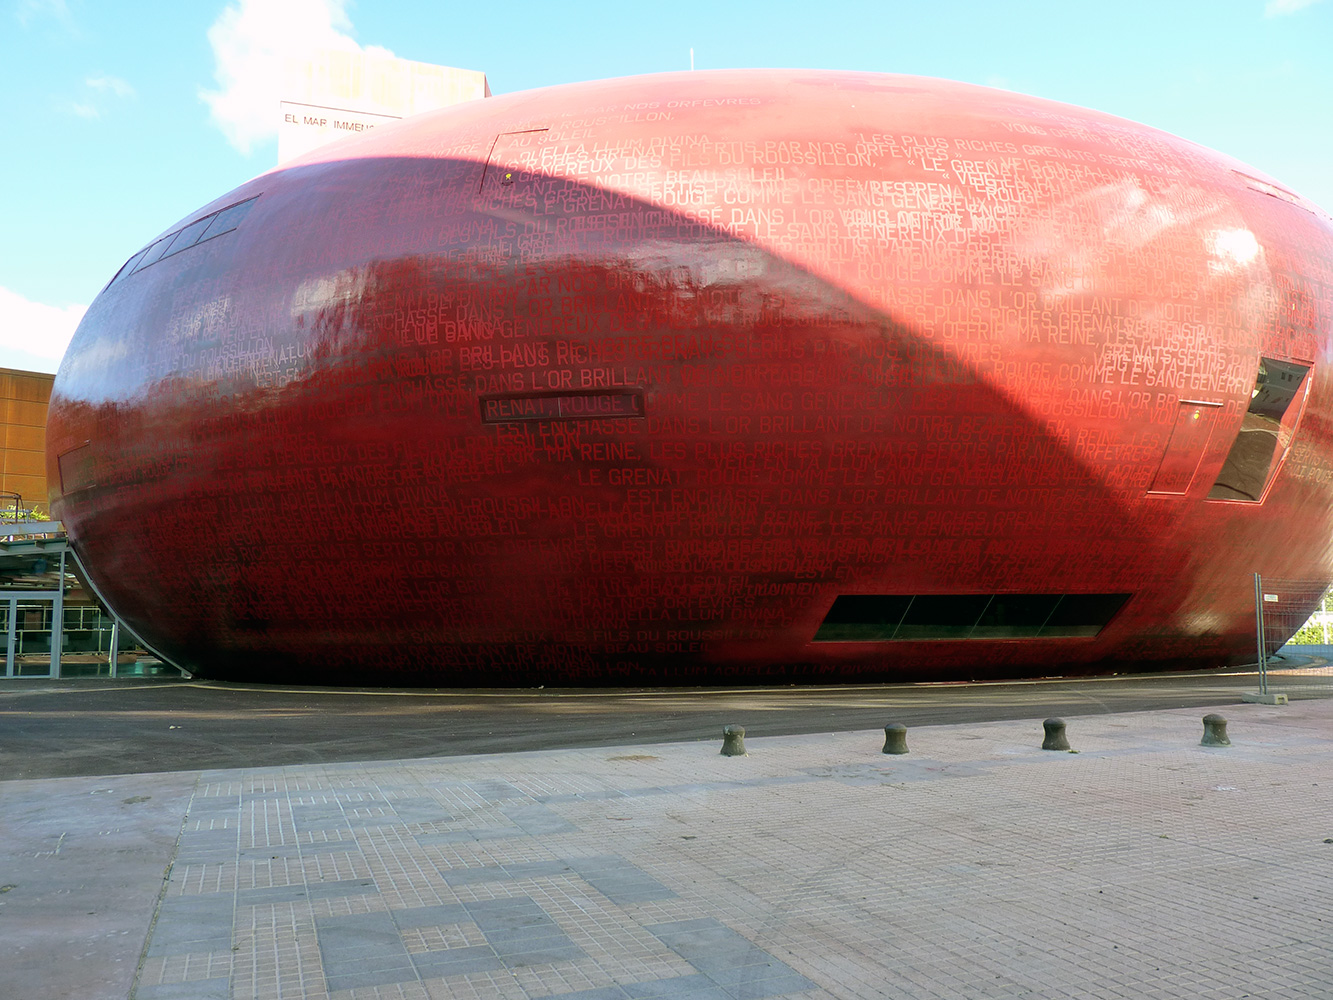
left=1249, top=359, right=1309, bottom=419
left=813, top=595, right=911, bottom=641
left=895, top=594, right=991, bottom=639
left=108, top=247, right=149, bottom=287
left=971, top=593, right=1061, bottom=638
left=821, top=594, right=912, bottom=625
left=161, top=215, right=215, bottom=257
left=1039, top=593, right=1131, bottom=637
left=132, top=236, right=175, bottom=272
left=1209, top=358, right=1310, bottom=502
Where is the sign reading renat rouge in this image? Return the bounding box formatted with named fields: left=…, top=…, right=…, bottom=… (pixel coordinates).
left=481, top=391, right=646, bottom=423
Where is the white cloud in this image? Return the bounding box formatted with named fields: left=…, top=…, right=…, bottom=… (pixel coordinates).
left=0, top=287, right=86, bottom=373
left=86, top=75, right=135, bottom=98
left=62, top=74, right=135, bottom=120
left=201, top=0, right=394, bottom=155
left=16, top=0, right=72, bottom=27
left=1265, top=0, right=1325, bottom=15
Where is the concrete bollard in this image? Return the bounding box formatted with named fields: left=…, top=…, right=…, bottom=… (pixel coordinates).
left=1201, top=714, right=1231, bottom=746
left=720, top=725, right=747, bottom=756
left=1042, top=718, right=1071, bottom=751
left=882, top=723, right=909, bottom=755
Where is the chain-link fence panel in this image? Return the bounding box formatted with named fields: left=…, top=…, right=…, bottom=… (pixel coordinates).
left=1257, top=575, right=1333, bottom=700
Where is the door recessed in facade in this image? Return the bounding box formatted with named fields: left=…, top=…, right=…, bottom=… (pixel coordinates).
left=479, top=129, right=550, bottom=195
left=1148, top=400, right=1223, bottom=495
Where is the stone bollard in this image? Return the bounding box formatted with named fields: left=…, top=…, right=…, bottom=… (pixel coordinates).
left=1042, top=718, right=1071, bottom=751
left=882, top=723, right=909, bottom=755
left=1201, top=714, right=1231, bottom=746
left=720, top=725, right=747, bottom=756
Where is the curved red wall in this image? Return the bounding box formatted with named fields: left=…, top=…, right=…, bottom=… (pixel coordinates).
left=47, top=71, right=1333, bottom=684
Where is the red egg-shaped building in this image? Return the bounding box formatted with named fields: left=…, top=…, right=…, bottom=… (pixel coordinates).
left=47, top=70, right=1333, bottom=684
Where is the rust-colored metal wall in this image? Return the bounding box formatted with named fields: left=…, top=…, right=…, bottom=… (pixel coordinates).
left=0, top=369, right=54, bottom=516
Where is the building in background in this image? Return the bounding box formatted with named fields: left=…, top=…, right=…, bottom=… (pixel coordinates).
left=0, top=368, right=54, bottom=518
left=279, top=48, right=489, bottom=164
left=0, top=369, right=156, bottom=678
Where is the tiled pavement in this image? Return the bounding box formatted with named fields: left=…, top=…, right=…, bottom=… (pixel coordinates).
left=6, top=699, right=1333, bottom=999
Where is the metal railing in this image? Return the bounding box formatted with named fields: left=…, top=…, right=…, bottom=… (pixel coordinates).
left=0, top=491, right=27, bottom=522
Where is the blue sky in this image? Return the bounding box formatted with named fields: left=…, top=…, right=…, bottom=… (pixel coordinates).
left=2, top=0, right=1330, bottom=372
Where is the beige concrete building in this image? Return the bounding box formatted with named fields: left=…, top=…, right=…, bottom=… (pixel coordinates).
left=279, top=48, right=489, bottom=163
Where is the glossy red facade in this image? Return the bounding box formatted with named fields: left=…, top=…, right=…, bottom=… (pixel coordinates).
left=48, top=70, right=1333, bottom=684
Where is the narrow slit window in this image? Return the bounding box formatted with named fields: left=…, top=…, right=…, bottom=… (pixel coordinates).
left=1208, top=358, right=1311, bottom=502
left=108, top=194, right=262, bottom=286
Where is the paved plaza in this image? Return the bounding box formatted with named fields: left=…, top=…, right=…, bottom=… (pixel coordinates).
left=4, top=698, right=1332, bottom=999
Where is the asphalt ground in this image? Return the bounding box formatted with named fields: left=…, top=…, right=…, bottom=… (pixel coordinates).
left=3, top=655, right=1331, bottom=780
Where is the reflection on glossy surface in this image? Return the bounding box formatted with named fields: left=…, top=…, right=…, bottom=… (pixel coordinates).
left=46, top=70, right=1333, bottom=684
left=1209, top=358, right=1311, bottom=501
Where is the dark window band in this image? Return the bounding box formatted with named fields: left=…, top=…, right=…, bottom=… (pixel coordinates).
left=106, top=195, right=261, bottom=289
left=813, top=592, right=1131, bottom=642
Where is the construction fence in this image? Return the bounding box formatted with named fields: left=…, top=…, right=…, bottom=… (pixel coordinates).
left=1255, top=575, right=1333, bottom=700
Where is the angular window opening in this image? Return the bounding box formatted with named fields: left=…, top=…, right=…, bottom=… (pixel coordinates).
left=813, top=593, right=1130, bottom=642
left=1208, top=358, right=1311, bottom=502
left=1041, top=593, right=1131, bottom=638
left=815, top=595, right=912, bottom=642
